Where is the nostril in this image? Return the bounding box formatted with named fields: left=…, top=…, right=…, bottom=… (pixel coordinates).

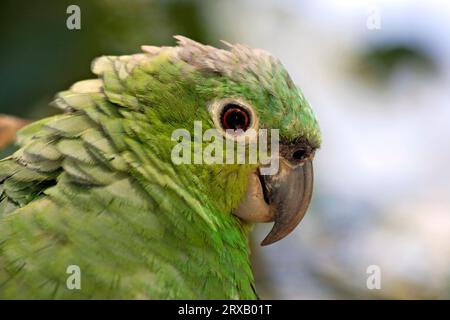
left=292, top=149, right=306, bottom=161
left=280, top=138, right=314, bottom=165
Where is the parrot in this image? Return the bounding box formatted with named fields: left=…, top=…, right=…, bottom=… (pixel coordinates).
left=0, top=36, right=321, bottom=299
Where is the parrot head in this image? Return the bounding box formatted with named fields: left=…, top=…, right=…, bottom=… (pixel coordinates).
left=109, top=36, right=321, bottom=246
left=93, top=36, right=321, bottom=245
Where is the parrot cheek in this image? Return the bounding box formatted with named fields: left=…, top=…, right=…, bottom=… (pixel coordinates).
left=233, top=171, right=274, bottom=223
left=233, top=158, right=314, bottom=246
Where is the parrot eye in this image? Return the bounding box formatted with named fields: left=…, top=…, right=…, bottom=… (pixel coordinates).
left=221, top=104, right=250, bottom=131
left=208, top=98, right=258, bottom=142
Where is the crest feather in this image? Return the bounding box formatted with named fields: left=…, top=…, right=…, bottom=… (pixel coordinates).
left=172, top=35, right=280, bottom=80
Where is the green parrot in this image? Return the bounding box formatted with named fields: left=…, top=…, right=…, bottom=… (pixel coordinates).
left=0, top=36, right=321, bottom=299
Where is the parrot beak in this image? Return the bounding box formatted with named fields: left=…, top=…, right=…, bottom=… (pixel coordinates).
left=233, top=158, right=314, bottom=246
left=259, top=159, right=314, bottom=245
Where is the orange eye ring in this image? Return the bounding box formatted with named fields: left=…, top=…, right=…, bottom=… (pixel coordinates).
left=221, top=104, right=250, bottom=131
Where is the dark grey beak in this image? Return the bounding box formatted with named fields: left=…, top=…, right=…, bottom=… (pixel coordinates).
left=259, top=159, right=314, bottom=246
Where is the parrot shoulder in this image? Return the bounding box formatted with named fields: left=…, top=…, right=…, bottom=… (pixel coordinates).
left=0, top=79, right=130, bottom=216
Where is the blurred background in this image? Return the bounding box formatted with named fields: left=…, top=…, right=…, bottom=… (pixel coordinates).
left=1, top=0, right=449, bottom=299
